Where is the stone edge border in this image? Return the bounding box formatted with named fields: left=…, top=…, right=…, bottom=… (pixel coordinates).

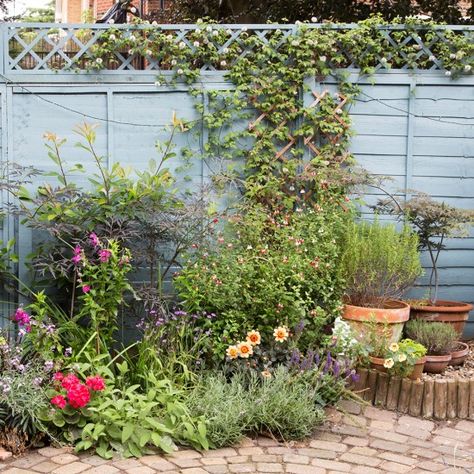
left=352, top=368, right=474, bottom=420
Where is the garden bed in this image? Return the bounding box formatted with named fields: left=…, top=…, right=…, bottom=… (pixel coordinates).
left=354, top=352, right=474, bottom=421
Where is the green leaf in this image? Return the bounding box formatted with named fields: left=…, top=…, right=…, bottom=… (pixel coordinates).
left=122, top=423, right=135, bottom=443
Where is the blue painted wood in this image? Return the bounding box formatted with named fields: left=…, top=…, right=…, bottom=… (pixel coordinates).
left=0, top=24, right=472, bottom=334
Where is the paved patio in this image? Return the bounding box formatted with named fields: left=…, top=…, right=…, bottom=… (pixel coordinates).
left=1, top=403, right=474, bottom=473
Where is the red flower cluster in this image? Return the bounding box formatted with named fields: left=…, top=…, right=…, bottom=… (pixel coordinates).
left=50, top=372, right=105, bottom=410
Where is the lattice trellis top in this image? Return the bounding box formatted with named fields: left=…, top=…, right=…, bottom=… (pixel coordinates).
left=4, top=22, right=474, bottom=73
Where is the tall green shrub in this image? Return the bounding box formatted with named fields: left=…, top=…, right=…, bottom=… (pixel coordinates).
left=342, top=220, right=422, bottom=307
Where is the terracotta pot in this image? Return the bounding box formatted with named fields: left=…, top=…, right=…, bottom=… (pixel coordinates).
left=343, top=300, right=410, bottom=343
left=410, top=300, right=473, bottom=339
left=369, top=356, right=387, bottom=373
left=424, top=353, right=452, bottom=374
left=450, top=342, right=469, bottom=366
left=369, top=355, right=425, bottom=380
left=408, top=356, right=426, bottom=380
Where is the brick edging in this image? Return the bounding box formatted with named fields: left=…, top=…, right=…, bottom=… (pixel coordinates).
left=352, top=368, right=474, bottom=420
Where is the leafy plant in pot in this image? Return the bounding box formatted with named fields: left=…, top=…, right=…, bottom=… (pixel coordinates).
left=376, top=193, right=474, bottom=338
left=341, top=219, right=423, bottom=343
left=405, top=320, right=457, bottom=373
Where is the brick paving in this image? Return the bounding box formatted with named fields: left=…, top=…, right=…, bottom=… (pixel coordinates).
left=1, top=404, right=474, bottom=473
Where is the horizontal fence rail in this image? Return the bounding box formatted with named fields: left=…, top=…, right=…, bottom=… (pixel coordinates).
left=1, top=22, right=473, bottom=74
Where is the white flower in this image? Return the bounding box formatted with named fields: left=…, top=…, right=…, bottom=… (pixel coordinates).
left=128, top=49, right=134, bottom=55
left=429, top=55, right=435, bottom=61
left=380, top=57, right=387, bottom=63
left=241, top=26, right=247, bottom=32
left=220, top=60, right=227, bottom=67
left=226, top=29, right=232, bottom=35
left=171, top=59, right=177, bottom=66
left=130, top=6, right=136, bottom=12
left=295, top=20, right=301, bottom=25
left=193, top=41, right=200, bottom=47
left=450, top=53, right=457, bottom=59
left=398, top=353, right=407, bottom=362
left=383, top=358, right=394, bottom=369
left=319, top=55, right=327, bottom=62
left=177, top=68, right=184, bottom=75
left=291, top=40, right=299, bottom=46
left=108, top=18, right=115, bottom=24
left=445, top=70, right=452, bottom=77
left=154, top=81, right=161, bottom=87
left=151, top=20, right=158, bottom=26
left=109, top=34, right=116, bottom=41
left=311, top=16, right=318, bottom=23
left=223, top=47, right=229, bottom=54
left=194, top=28, right=200, bottom=34
left=206, top=26, right=212, bottom=32
left=129, top=35, right=136, bottom=41
left=166, top=34, right=173, bottom=41
left=95, top=57, right=103, bottom=64
left=212, top=30, right=219, bottom=37
left=197, top=18, right=203, bottom=24
left=465, top=64, right=472, bottom=72
left=246, top=245, right=253, bottom=250
left=179, top=41, right=186, bottom=49
left=335, top=108, right=343, bottom=114
left=146, top=49, right=153, bottom=56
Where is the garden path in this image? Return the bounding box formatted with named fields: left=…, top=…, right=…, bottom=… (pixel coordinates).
left=1, top=404, right=474, bottom=473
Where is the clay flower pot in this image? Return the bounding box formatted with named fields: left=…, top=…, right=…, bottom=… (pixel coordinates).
left=450, top=342, right=469, bottom=366
left=369, top=356, right=387, bottom=373
left=369, top=355, right=425, bottom=380
left=343, top=300, right=410, bottom=343
left=410, top=300, right=473, bottom=339
left=424, top=353, right=452, bottom=374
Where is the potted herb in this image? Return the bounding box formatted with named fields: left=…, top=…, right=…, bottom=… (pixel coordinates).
left=405, top=320, right=457, bottom=373
left=377, top=193, right=474, bottom=337
left=341, top=219, right=422, bottom=342
left=369, top=339, right=427, bottom=380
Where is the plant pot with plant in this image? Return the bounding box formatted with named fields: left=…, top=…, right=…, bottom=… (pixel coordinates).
left=376, top=193, right=474, bottom=338
left=369, top=339, right=427, bottom=380
left=341, top=219, right=422, bottom=343
left=450, top=342, right=470, bottom=366
left=405, top=320, right=457, bottom=373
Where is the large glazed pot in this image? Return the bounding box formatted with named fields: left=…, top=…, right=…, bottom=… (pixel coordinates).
left=410, top=300, right=473, bottom=339
left=343, top=300, right=410, bottom=344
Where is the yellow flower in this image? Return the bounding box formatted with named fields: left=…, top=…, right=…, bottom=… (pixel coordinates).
left=261, top=370, right=272, bottom=378
left=389, top=343, right=399, bottom=352
left=246, top=330, right=261, bottom=346
left=237, top=341, right=253, bottom=358
left=226, top=345, right=239, bottom=360
left=273, top=326, right=289, bottom=343
left=398, top=353, right=407, bottom=362
left=383, top=358, right=394, bottom=369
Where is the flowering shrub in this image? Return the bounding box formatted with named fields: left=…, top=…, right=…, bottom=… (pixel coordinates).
left=381, top=339, right=427, bottom=378
left=175, top=205, right=348, bottom=360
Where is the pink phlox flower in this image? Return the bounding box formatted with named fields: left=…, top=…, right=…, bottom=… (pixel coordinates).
left=98, top=249, right=112, bottom=263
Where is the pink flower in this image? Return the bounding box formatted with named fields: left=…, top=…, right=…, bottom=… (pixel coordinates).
left=53, top=372, right=64, bottom=381
left=51, top=395, right=66, bottom=409
left=13, top=308, right=31, bottom=326
left=67, top=383, right=91, bottom=409
left=98, top=249, right=112, bottom=263
left=89, top=232, right=100, bottom=247
left=61, top=373, right=81, bottom=390
left=86, top=375, right=106, bottom=391
left=82, top=285, right=91, bottom=293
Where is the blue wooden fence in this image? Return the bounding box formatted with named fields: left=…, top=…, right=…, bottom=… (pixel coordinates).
left=0, top=23, right=473, bottom=334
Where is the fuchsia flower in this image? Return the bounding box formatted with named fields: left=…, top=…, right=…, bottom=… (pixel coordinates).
left=82, top=285, right=91, bottom=293
left=50, top=395, right=66, bottom=409
left=72, top=245, right=83, bottom=265
left=86, top=375, right=106, bottom=391
left=98, top=249, right=112, bottom=263
left=89, top=232, right=100, bottom=247
left=14, top=308, right=31, bottom=326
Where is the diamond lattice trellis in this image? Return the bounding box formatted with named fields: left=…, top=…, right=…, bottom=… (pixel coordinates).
left=5, top=23, right=473, bottom=73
